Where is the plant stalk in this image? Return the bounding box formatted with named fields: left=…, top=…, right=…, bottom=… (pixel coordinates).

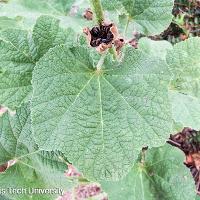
left=123, top=15, right=131, bottom=37
left=89, top=0, right=104, bottom=24
left=96, top=53, right=106, bottom=71
left=109, top=47, right=118, bottom=60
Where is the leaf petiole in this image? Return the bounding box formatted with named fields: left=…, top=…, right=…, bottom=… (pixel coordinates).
left=89, top=0, right=104, bottom=24
left=96, top=52, right=106, bottom=70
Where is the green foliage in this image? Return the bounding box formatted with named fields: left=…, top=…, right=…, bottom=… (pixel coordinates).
left=0, top=103, right=74, bottom=200
left=101, top=145, right=196, bottom=200
left=0, top=0, right=75, bottom=17
left=31, top=45, right=172, bottom=181
left=102, top=0, right=174, bottom=36
left=0, top=16, right=23, bottom=30
left=123, top=0, right=174, bottom=35
left=0, top=15, right=75, bottom=109
left=0, top=0, right=90, bottom=31
left=0, top=0, right=174, bottom=36
left=138, top=38, right=173, bottom=60
left=18, top=0, right=75, bottom=14
left=167, top=37, right=200, bottom=129
left=0, top=0, right=199, bottom=199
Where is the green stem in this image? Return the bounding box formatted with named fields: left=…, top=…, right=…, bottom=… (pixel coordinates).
left=109, top=47, right=118, bottom=60
left=96, top=53, right=106, bottom=70
left=89, top=0, right=104, bottom=24
left=123, top=15, right=131, bottom=37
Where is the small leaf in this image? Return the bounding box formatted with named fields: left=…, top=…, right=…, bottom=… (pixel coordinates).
left=31, top=45, right=172, bottom=181
left=101, top=145, right=196, bottom=200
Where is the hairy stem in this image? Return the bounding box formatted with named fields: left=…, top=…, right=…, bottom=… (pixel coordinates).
left=96, top=53, right=106, bottom=70
left=123, top=15, right=131, bottom=37
left=109, top=47, right=118, bottom=60
left=89, top=0, right=104, bottom=24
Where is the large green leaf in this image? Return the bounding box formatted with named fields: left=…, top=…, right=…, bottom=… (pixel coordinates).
left=0, top=15, right=75, bottom=109
left=31, top=45, right=172, bottom=181
left=101, top=145, right=196, bottom=200
left=166, top=37, right=200, bottom=129
left=102, top=0, right=173, bottom=36
left=0, top=103, right=73, bottom=200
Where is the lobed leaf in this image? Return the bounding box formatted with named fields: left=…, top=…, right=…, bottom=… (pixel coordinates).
left=31, top=45, right=172, bottom=181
